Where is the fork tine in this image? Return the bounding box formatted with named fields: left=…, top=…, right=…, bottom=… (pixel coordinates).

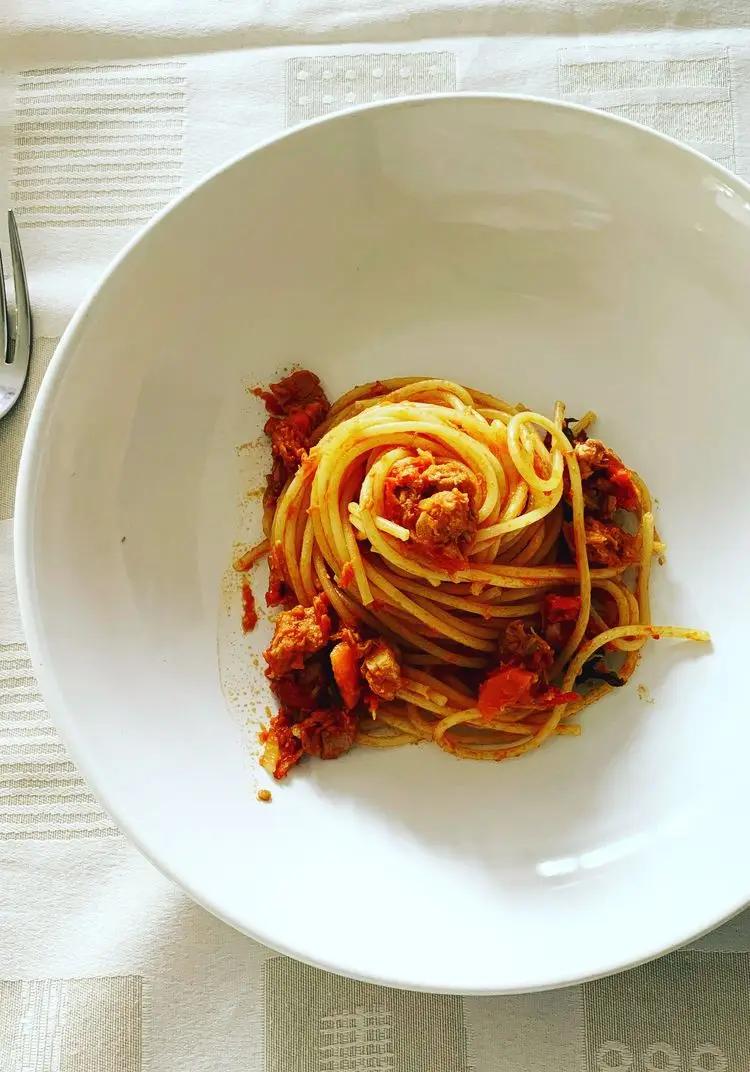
left=0, top=247, right=7, bottom=362
left=8, top=210, right=31, bottom=369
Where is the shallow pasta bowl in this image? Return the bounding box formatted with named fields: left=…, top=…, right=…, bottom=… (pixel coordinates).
left=15, top=95, right=750, bottom=993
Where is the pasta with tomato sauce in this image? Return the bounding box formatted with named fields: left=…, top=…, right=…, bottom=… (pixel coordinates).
left=236, top=372, right=709, bottom=780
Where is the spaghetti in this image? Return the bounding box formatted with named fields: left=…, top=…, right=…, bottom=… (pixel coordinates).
left=238, top=372, right=709, bottom=779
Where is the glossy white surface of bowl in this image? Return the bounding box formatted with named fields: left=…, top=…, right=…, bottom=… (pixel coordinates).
left=16, top=96, right=750, bottom=993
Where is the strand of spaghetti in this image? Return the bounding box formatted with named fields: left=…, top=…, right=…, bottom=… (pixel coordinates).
left=396, top=587, right=496, bottom=637
left=570, top=410, right=596, bottom=436
left=342, top=503, right=373, bottom=605
left=317, top=377, right=422, bottom=429
left=551, top=449, right=592, bottom=676
left=563, top=625, right=711, bottom=693
left=457, top=562, right=622, bottom=584
left=308, top=497, right=343, bottom=578
left=291, top=485, right=311, bottom=600
left=314, top=561, right=398, bottom=647
left=466, top=386, right=519, bottom=413
left=315, top=444, right=368, bottom=567
left=432, top=710, right=535, bottom=757
left=441, top=672, right=476, bottom=697
left=507, top=411, right=567, bottom=493
left=402, top=668, right=477, bottom=707
left=461, top=706, right=544, bottom=732
left=396, top=676, right=451, bottom=705
left=487, top=521, right=537, bottom=558
left=380, top=706, right=434, bottom=740
left=367, top=443, right=492, bottom=525
left=312, top=550, right=357, bottom=625
left=357, top=704, right=418, bottom=738
left=349, top=410, right=504, bottom=521
left=365, top=565, right=498, bottom=652
left=497, top=585, right=553, bottom=602
left=366, top=446, right=481, bottom=551
left=395, top=689, right=455, bottom=716
left=233, top=538, right=270, bottom=572
left=459, top=719, right=535, bottom=737
left=591, top=578, right=634, bottom=631
left=273, top=466, right=312, bottom=603
left=357, top=730, right=417, bottom=747
left=489, top=424, right=528, bottom=542
left=419, top=593, right=542, bottom=619
left=432, top=705, right=581, bottom=761
left=269, top=477, right=292, bottom=547
left=280, top=514, right=306, bottom=605
left=375, top=608, right=489, bottom=668
left=631, top=471, right=652, bottom=513
left=477, top=407, right=513, bottom=422
left=354, top=493, right=621, bottom=587
left=451, top=722, right=579, bottom=744
left=405, top=706, right=553, bottom=746
left=352, top=378, right=475, bottom=411
left=434, top=708, right=483, bottom=741
left=374, top=516, right=411, bottom=541
left=271, top=460, right=308, bottom=545
left=406, top=595, right=501, bottom=641
left=261, top=498, right=275, bottom=540
left=318, top=394, right=413, bottom=438
left=346, top=502, right=367, bottom=538
left=562, top=648, right=641, bottom=721
left=526, top=506, right=564, bottom=565
left=317, top=420, right=502, bottom=576
left=327, top=404, right=491, bottom=457
left=638, top=511, right=654, bottom=626
left=319, top=377, right=519, bottom=441
left=312, top=425, right=441, bottom=564
left=595, top=580, right=646, bottom=653
left=366, top=704, right=412, bottom=727
left=334, top=426, right=560, bottom=587
left=440, top=582, right=550, bottom=604
left=492, top=523, right=542, bottom=560
left=403, top=703, right=442, bottom=740
left=299, top=517, right=317, bottom=602
left=502, top=521, right=548, bottom=566
left=373, top=567, right=542, bottom=617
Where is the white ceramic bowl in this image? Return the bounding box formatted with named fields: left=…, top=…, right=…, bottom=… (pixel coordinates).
left=16, top=95, right=750, bottom=994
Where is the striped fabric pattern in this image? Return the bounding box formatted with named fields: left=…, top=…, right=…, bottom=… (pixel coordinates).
left=0, top=644, right=118, bottom=840
left=558, top=47, right=736, bottom=169
left=13, top=61, right=186, bottom=229
left=0, top=976, right=142, bottom=1071
left=582, top=950, right=750, bottom=1071
left=0, top=337, right=58, bottom=521
left=264, top=956, right=468, bottom=1072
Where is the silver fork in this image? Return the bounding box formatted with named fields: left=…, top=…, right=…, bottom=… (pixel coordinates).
left=0, top=211, right=32, bottom=420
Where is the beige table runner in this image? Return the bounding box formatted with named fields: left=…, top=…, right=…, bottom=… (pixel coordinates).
left=1, top=4, right=749, bottom=1068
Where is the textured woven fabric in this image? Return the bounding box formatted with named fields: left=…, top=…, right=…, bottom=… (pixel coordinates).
left=0, top=338, right=56, bottom=520
left=1, top=4, right=749, bottom=1069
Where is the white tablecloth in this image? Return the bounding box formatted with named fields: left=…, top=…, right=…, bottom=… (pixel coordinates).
left=2, top=3, right=750, bottom=1069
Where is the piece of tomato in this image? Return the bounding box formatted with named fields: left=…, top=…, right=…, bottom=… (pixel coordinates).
left=608, top=466, right=639, bottom=511
left=478, top=666, right=536, bottom=717
left=330, top=640, right=361, bottom=710
left=478, top=665, right=579, bottom=718
left=543, top=594, right=581, bottom=624
left=241, top=580, right=258, bottom=633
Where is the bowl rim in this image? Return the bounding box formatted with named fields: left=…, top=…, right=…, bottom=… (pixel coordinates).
left=14, top=91, right=750, bottom=994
